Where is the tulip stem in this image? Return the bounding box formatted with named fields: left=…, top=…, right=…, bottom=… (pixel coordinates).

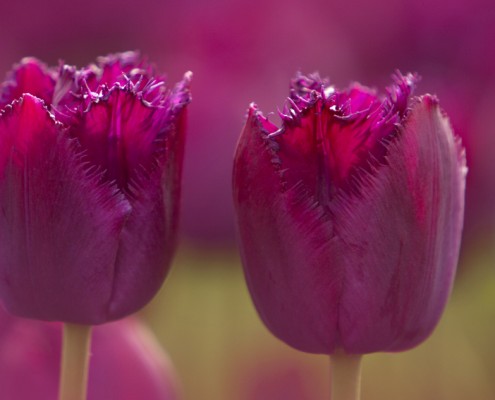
left=330, top=352, right=363, bottom=400
left=59, top=324, right=93, bottom=400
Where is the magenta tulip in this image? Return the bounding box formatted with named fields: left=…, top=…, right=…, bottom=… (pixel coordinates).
left=0, top=306, right=179, bottom=400
left=0, top=52, right=191, bottom=324
left=233, top=73, right=466, bottom=354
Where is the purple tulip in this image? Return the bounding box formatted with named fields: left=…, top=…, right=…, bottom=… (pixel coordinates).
left=233, top=73, right=466, bottom=354
left=0, top=306, right=179, bottom=400
left=0, top=52, right=191, bottom=324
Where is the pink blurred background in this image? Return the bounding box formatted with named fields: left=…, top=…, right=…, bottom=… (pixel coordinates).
left=1, top=1, right=495, bottom=399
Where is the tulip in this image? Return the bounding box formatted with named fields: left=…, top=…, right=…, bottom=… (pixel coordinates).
left=233, top=72, right=466, bottom=356
left=0, top=305, right=180, bottom=400
left=0, top=52, right=190, bottom=400
left=0, top=52, right=191, bottom=324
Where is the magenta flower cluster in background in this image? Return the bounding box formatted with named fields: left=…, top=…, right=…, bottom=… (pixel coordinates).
left=0, top=306, right=179, bottom=400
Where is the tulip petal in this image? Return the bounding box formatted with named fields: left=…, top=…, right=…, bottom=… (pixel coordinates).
left=278, top=73, right=416, bottom=197
left=0, top=95, right=131, bottom=323
left=69, top=88, right=168, bottom=190
left=96, top=51, right=156, bottom=88
left=333, top=96, right=466, bottom=353
left=68, top=69, right=192, bottom=194
left=234, top=106, right=342, bottom=353
left=107, top=105, right=187, bottom=320
left=0, top=58, right=56, bottom=109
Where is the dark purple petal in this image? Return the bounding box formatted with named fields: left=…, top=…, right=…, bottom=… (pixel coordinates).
left=68, top=71, right=191, bottom=194
left=52, top=52, right=160, bottom=126
left=275, top=73, right=417, bottom=197
left=107, top=89, right=187, bottom=319
left=0, top=95, right=131, bottom=323
left=51, top=63, right=99, bottom=124
left=333, top=96, right=466, bottom=353
left=234, top=107, right=341, bottom=353
left=69, top=88, right=167, bottom=191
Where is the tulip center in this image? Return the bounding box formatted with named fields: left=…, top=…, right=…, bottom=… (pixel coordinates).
left=69, top=88, right=163, bottom=192
left=0, top=52, right=188, bottom=196
left=318, top=91, right=397, bottom=195
left=275, top=73, right=415, bottom=202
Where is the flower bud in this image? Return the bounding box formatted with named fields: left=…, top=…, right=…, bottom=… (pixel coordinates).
left=233, top=73, right=466, bottom=354
left=0, top=52, right=191, bottom=323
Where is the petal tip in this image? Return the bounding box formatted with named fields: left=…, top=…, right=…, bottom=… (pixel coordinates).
left=422, top=93, right=440, bottom=107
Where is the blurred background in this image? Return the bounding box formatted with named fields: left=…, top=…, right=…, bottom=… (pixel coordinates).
left=1, top=0, right=494, bottom=398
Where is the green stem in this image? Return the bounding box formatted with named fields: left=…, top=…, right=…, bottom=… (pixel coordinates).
left=58, top=324, right=92, bottom=400
left=330, top=352, right=363, bottom=400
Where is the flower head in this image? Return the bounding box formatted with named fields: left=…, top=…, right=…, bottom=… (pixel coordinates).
left=233, top=72, right=466, bottom=354
left=0, top=52, right=191, bottom=324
